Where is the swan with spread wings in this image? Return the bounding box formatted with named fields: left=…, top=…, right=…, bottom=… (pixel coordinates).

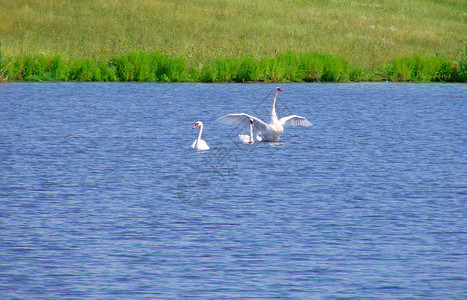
left=217, top=87, right=312, bottom=142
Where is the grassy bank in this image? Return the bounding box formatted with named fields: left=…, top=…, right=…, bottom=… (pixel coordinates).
left=1, top=1, right=466, bottom=65
left=0, top=0, right=465, bottom=82
left=1, top=51, right=465, bottom=82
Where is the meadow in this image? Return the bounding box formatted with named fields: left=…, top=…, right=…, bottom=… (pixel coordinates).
left=0, top=0, right=466, bottom=82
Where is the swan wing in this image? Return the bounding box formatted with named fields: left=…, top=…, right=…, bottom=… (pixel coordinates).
left=279, top=115, right=313, bottom=127
left=217, top=113, right=268, bottom=133
left=192, top=139, right=209, bottom=150
left=197, top=139, right=210, bottom=150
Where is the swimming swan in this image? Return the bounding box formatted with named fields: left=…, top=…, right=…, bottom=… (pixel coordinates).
left=237, top=118, right=260, bottom=144
left=191, top=121, right=210, bottom=151
left=217, top=87, right=312, bottom=142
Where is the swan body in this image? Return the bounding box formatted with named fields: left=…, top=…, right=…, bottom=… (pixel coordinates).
left=217, top=87, right=312, bottom=142
left=191, top=121, right=210, bottom=151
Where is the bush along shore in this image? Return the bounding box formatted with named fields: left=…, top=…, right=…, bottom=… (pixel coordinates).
left=1, top=51, right=465, bottom=83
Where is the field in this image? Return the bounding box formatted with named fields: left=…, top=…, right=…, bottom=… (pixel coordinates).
left=0, top=0, right=466, bottom=82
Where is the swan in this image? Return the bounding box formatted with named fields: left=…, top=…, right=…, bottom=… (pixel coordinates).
left=238, top=118, right=260, bottom=144
left=191, top=121, right=210, bottom=151
left=217, top=87, right=312, bottom=142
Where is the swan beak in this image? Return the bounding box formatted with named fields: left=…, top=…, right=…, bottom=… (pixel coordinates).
left=277, top=88, right=283, bottom=91
left=193, top=124, right=199, bottom=129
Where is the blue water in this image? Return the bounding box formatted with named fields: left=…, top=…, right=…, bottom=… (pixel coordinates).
left=0, top=82, right=466, bottom=299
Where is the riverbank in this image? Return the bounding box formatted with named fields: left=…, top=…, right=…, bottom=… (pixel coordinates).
left=1, top=0, right=466, bottom=72
left=0, top=51, right=465, bottom=83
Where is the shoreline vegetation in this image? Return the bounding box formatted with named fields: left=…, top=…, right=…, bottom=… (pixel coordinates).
left=1, top=50, right=466, bottom=83
left=1, top=0, right=465, bottom=82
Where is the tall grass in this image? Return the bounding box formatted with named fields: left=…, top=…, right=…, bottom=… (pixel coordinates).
left=458, top=45, right=467, bottom=81
left=1, top=51, right=465, bottom=82
left=379, top=55, right=462, bottom=82
left=110, top=52, right=188, bottom=82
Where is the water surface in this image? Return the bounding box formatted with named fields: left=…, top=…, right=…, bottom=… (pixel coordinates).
left=0, top=83, right=466, bottom=299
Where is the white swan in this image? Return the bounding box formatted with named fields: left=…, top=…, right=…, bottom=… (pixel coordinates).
left=217, top=87, right=312, bottom=142
left=191, top=121, right=210, bottom=151
left=238, top=118, right=260, bottom=144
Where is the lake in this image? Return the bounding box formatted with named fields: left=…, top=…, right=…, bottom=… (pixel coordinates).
left=0, top=82, right=466, bottom=299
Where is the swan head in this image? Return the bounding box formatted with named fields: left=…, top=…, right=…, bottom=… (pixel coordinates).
left=249, top=118, right=254, bottom=127
left=276, top=87, right=283, bottom=92
left=193, top=121, right=203, bottom=129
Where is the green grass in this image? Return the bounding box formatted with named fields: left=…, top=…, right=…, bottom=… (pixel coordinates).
left=378, top=55, right=462, bottom=82
left=0, top=0, right=465, bottom=82
left=1, top=51, right=464, bottom=82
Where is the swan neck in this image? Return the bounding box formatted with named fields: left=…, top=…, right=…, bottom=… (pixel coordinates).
left=249, top=123, right=254, bottom=143
left=271, top=91, right=279, bottom=121
left=197, top=125, right=203, bottom=142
